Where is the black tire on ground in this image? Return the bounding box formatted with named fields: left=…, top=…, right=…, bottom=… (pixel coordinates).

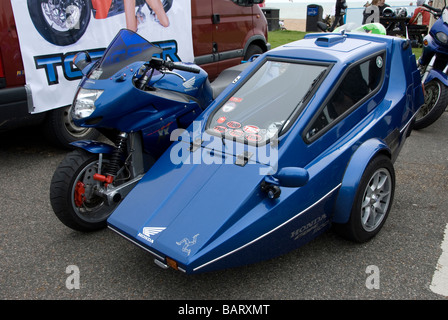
left=333, top=155, right=395, bottom=243
left=43, top=106, right=99, bottom=149
left=244, top=44, right=264, bottom=61
left=413, top=79, right=448, bottom=130
left=50, top=149, right=116, bottom=232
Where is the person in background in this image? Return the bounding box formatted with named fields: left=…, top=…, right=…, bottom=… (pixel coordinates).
left=409, top=0, right=431, bottom=25
left=362, top=0, right=380, bottom=24
left=378, top=0, right=390, bottom=16
left=124, top=0, right=170, bottom=31
left=329, top=0, right=347, bottom=32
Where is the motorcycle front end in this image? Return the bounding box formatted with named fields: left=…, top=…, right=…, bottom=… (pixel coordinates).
left=415, top=5, right=448, bottom=129
left=49, top=29, right=207, bottom=232
left=50, top=72, right=149, bottom=232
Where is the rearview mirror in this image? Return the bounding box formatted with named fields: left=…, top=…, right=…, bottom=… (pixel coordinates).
left=264, top=167, right=309, bottom=188
left=275, top=167, right=309, bottom=187
left=73, top=51, right=92, bottom=73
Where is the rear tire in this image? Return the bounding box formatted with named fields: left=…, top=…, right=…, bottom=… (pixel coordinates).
left=414, top=79, right=448, bottom=130
left=43, top=106, right=99, bottom=149
left=244, top=44, right=264, bottom=61
left=334, top=155, right=395, bottom=242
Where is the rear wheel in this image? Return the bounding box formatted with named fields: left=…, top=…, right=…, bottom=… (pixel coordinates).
left=43, top=106, right=99, bottom=149
left=414, top=79, right=448, bottom=130
left=334, top=155, right=395, bottom=242
left=50, top=149, right=123, bottom=231
left=244, top=44, right=264, bottom=61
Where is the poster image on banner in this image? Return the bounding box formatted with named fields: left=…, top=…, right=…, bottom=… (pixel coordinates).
left=11, top=0, right=193, bottom=114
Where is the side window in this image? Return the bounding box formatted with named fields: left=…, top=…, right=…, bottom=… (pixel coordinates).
left=306, top=53, right=385, bottom=140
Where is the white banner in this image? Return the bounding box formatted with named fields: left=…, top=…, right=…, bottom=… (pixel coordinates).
left=11, top=0, right=193, bottom=113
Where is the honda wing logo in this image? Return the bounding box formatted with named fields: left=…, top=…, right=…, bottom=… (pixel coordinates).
left=182, top=76, right=197, bottom=91
left=137, top=227, right=166, bottom=244
left=143, top=227, right=166, bottom=236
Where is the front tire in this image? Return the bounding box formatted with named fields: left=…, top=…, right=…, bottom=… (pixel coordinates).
left=414, top=79, right=448, bottom=130
left=50, top=149, right=118, bottom=231
left=334, top=155, right=395, bottom=242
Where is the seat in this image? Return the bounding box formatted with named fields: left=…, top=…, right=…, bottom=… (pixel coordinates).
left=210, top=63, right=251, bottom=99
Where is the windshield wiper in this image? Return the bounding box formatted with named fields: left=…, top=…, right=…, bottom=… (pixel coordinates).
left=301, top=69, right=327, bottom=103
left=279, top=69, right=327, bottom=135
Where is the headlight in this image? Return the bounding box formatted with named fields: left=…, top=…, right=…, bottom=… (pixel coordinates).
left=436, top=32, right=448, bottom=44
left=72, top=88, right=103, bottom=119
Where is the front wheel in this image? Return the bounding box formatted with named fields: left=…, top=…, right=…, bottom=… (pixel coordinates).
left=334, top=155, right=395, bottom=242
left=50, top=149, right=121, bottom=231
left=414, top=79, right=448, bottom=130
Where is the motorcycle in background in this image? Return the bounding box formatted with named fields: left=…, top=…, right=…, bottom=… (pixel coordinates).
left=414, top=2, right=448, bottom=129
left=50, top=29, right=247, bottom=231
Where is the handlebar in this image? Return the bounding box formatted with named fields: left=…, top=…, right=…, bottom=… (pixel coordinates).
left=137, top=57, right=201, bottom=89
left=423, top=4, right=443, bottom=16
left=150, top=58, right=200, bottom=74
left=166, top=61, right=201, bottom=74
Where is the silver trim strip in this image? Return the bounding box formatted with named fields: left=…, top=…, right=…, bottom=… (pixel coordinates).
left=193, top=183, right=342, bottom=272
left=400, top=106, right=421, bottom=134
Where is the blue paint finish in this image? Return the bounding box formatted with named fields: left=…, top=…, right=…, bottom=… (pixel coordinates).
left=70, top=140, right=116, bottom=154
left=106, top=31, right=424, bottom=273
left=425, top=69, right=448, bottom=86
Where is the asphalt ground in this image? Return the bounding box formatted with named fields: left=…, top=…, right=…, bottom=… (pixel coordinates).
left=0, top=113, right=447, bottom=302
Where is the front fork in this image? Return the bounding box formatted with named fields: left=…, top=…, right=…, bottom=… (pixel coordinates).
left=420, top=55, right=435, bottom=85
left=86, top=132, right=147, bottom=206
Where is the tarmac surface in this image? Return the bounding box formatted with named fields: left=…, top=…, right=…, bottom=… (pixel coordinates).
left=0, top=113, right=447, bottom=301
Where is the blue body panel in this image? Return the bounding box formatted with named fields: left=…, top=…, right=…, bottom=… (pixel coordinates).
left=108, top=32, right=424, bottom=273
left=425, top=68, right=448, bottom=86
left=75, top=60, right=212, bottom=157
left=420, top=16, right=448, bottom=82
left=70, top=140, right=116, bottom=154
left=77, top=61, right=211, bottom=132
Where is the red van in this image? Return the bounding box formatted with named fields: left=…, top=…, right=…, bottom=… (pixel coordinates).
left=0, top=0, right=268, bottom=147
left=192, top=0, right=269, bottom=80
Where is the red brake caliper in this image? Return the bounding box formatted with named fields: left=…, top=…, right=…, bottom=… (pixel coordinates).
left=74, top=181, right=86, bottom=207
